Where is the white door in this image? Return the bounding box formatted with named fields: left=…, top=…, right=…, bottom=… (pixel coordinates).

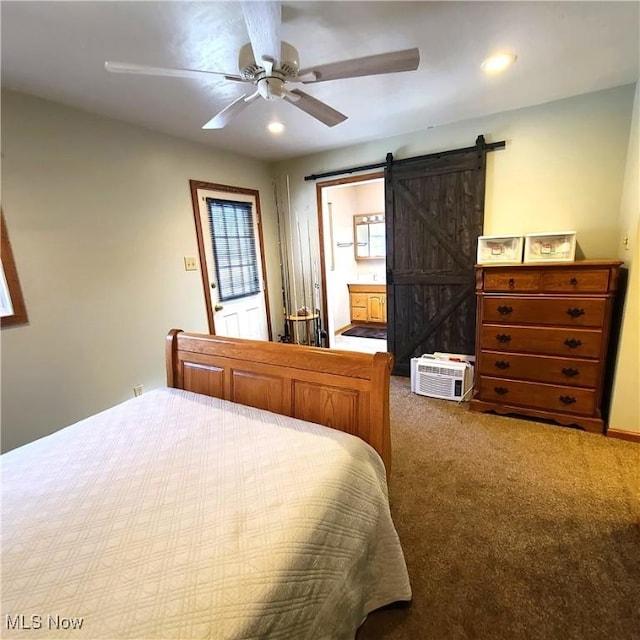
left=195, top=186, right=269, bottom=340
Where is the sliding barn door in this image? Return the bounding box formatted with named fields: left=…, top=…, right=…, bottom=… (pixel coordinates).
left=386, top=136, right=489, bottom=376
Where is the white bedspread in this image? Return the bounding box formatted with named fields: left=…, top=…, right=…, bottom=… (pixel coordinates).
left=1, top=388, right=410, bottom=639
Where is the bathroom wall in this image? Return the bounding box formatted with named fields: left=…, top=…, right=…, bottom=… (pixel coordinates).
left=322, top=179, right=385, bottom=339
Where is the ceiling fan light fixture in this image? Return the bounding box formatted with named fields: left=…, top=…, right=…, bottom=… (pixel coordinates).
left=257, top=76, right=287, bottom=100
left=481, top=52, right=517, bottom=74
left=267, top=121, right=285, bottom=134
left=106, top=3, right=420, bottom=131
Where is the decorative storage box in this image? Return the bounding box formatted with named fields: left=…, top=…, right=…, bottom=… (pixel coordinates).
left=524, top=231, right=576, bottom=263
left=477, top=235, right=524, bottom=264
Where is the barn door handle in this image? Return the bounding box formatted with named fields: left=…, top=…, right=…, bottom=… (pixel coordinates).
left=496, top=333, right=512, bottom=343
left=497, top=305, right=513, bottom=315
left=559, top=395, right=576, bottom=405
left=494, top=360, right=511, bottom=370
left=564, top=338, right=582, bottom=349
left=569, top=277, right=578, bottom=286
left=567, top=307, right=585, bottom=318
left=561, top=367, right=579, bottom=377
left=494, top=386, right=509, bottom=395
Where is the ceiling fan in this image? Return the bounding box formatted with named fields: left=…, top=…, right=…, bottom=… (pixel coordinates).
left=105, top=1, right=420, bottom=130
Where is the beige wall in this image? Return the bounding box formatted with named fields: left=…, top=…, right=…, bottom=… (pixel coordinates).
left=2, top=83, right=637, bottom=451
left=0, top=90, right=280, bottom=451
left=609, top=81, right=640, bottom=434
left=322, top=180, right=385, bottom=338
left=274, top=84, right=637, bottom=431
left=275, top=85, right=634, bottom=260
left=324, top=185, right=360, bottom=333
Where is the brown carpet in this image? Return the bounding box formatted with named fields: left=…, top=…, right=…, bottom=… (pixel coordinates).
left=358, top=376, right=640, bottom=640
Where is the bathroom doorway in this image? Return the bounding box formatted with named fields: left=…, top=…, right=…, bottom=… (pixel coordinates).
left=316, top=173, right=387, bottom=353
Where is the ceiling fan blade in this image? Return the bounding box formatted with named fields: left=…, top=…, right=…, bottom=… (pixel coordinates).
left=105, top=61, right=245, bottom=83
left=283, top=90, right=347, bottom=127
left=202, top=92, right=260, bottom=129
left=298, top=48, right=420, bottom=83
left=241, top=1, right=281, bottom=67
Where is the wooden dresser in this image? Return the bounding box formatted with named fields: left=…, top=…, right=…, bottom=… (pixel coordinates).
left=470, top=260, right=622, bottom=433
left=348, top=283, right=387, bottom=324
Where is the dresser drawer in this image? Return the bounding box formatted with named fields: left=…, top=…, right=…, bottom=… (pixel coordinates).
left=478, top=376, right=596, bottom=415
left=481, top=296, right=606, bottom=327
left=350, top=294, right=367, bottom=308
left=478, top=350, right=599, bottom=387
left=481, top=267, right=613, bottom=294
left=540, top=269, right=611, bottom=293
left=351, top=307, right=368, bottom=321
left=483, top=270, right=540, bottom=292
left=481, top=323, right=602, bottom=358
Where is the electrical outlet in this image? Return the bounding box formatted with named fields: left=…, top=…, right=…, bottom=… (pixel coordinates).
left=133, top=384, right=144, bottom=397
left=184, top=256, right=198, bottom=271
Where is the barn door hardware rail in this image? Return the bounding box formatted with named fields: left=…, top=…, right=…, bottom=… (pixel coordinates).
left=303, top=135, right=505, bottom=182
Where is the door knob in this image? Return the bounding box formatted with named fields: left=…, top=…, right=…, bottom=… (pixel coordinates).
left=214, top=304, right=223, bottom=311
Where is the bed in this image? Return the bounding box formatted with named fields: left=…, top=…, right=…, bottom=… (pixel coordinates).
left=1, top=330, right=411, bottom=639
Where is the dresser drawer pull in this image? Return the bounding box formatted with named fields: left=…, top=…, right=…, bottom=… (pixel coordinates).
left=496, top=333, right=512, bottom=343
left=494, top=386, right=509, bottom=395
left=497, top=305, right=513, bottom=315
left=561, top=367, right=580, bottom=377
left=569, top=277, right=578, bottom=286
left=564, top=338, right=582, bottom=349
left=508, top=278, right=515, bottom=288
left=494, top=360, right=511, bottom=370
left=559, top=395, right=577, bottom=405
left=566, top=307, right=585, bottom=318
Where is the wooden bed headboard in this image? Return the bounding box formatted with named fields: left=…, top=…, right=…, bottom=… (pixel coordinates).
left=166, top=330, right=393, bottom=475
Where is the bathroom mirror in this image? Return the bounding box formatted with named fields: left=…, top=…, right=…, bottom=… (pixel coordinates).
left=354, top=213, right=385, bottom=260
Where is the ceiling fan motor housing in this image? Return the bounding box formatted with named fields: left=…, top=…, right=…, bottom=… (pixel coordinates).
left=105, top=3, right=420, bottom=131
left=238, top=41, right=300, bottom=81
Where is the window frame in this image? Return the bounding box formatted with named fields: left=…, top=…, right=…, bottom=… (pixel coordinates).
left=1, top=210, right=29, bottom=328
left=206, top=197, right=261, bottom=302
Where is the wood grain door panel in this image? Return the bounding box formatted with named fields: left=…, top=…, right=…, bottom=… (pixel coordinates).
left=387, top=137, right=490, bottom=375
left=368, top=295, right=386, bottom=322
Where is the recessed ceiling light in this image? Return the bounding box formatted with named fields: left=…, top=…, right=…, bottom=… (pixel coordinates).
left=481, top=52, right=517, bottom=74
left=267, top=121, right=285, bottom=134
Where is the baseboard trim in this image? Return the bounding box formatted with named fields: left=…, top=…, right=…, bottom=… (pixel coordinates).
left=606, top=429, right=640, bottom=443
left=335, top=323, right=353, bottom=336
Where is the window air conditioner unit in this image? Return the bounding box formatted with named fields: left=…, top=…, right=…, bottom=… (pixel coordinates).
left=410, top=355, right=474, bottom=401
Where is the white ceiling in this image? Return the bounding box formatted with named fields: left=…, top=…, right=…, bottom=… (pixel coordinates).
left=2, top=1, right=638, bottom=161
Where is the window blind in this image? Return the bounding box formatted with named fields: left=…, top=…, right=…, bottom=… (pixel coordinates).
left=206, top=198, right=260, bottom=302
